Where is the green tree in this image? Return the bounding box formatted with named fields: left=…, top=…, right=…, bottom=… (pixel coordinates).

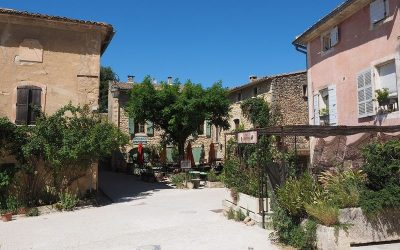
left=99, top=66, right=119, bottom=113
left=126, top=76, right=230, bottom=161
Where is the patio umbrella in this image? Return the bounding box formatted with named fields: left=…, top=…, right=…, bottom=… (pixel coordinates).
left=208, top=143, right=216, bottom=165
left=137, top=143, right=144, bottom=167
left=186, top=142, right=195, bottom=168
left=160, top=145, right=167, bottom=164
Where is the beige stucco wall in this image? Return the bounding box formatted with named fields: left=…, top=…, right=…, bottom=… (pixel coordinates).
left=0, top=16, right=104, bottom=121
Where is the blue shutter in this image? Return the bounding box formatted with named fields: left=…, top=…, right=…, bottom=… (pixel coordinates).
left=328, top=86, right=337, bottom=125
left=128, top=117, right=135, bottom=135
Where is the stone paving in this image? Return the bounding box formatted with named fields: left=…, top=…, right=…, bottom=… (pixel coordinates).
left=0, top=171, right=277, bottom=250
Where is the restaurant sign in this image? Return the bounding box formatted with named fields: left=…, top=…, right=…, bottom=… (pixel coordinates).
left=133, top=136, right=148, bottom=145
left=238, top=131, right=258, bottom=144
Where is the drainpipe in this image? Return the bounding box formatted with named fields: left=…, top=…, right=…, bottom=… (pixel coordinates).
left=294, top=43, right=308, bottom=68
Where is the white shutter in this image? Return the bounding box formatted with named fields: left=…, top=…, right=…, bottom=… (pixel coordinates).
left=357, top=70, right=374, bottom=118
left=313, top=94, right=320, bottom=125
left=330, top=26, right=339, bottom=47
left=370, top=0, right=386, bottom=24
left=328, top=86, right=338, bottom=125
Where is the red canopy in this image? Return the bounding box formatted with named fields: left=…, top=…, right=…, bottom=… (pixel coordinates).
left=137, top=143, right=144, bottom=166
left=208, top=143, right=216, bottom=164
left=186, top=142, right=195, bottom=168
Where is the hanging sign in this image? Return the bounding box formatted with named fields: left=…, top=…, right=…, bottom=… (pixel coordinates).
left=181, top=160, right=191, bottom=169
left=238, top=131, right=258, bottom=144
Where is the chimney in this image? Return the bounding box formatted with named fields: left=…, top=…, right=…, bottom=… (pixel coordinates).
left=127, top=75, right=135, bottom=83
left=167, top=76, right=173, bottom=85
left=249, top=75, right=258, bottom=82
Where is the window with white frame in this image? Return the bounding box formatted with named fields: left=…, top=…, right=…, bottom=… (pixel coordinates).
left=321, top=26, right=339, bottom=52
left=376, top=61, right=398, bottom=111
left=313, top=86, right=337, bottom=125
left=370, top=0, right=389, bottom=24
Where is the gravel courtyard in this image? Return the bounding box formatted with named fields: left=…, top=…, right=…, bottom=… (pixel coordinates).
left=0, top=171, right=276, bottom=250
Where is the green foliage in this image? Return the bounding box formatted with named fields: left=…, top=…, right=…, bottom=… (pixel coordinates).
left=207, top=169, right=220, bottom=182
left=26, top=207, right=39, bottom=217
left=270, top=205, right=317, bottom=250
left=319, top=107, right=329, bottom=116
left=235, top=209, right=246, bottom=222
left=375, top=88, right=389, bottom=104
left=276, top=174, right=321, bottom=218
left=99, top=66, right=119, bottom=112
left=240, top=97, right=270, bottom=128
left=318, top=168, right=365, bottom=208
left=227, top=207, right=235, bottom=220
left=360, top=140, right=400, bottom=215
left=57, top=191, right=79, bottom=211
left=6, top=196, right=21, bottom=214
left=305, top=201, right=339, bottom=226
left=22, top=104, right=129, bottom=190
left=170, top=173, right=186, bottom=188
left=362, top=140, right=400, bottom=190
left=126, top=76, right=230, bottom=161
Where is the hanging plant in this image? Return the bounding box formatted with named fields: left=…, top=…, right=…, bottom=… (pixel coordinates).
left=375, top=88, right=389, bottom=106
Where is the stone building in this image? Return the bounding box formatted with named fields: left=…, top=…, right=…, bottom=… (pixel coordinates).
left=0, top=8, right=114, bottom=192
left=219, top=71, right=309, bottom=161
left=109, top=71, right=309, bottom=169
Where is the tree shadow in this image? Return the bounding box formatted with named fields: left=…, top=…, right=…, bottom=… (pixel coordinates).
left=98, top=170, right=173, bottom=204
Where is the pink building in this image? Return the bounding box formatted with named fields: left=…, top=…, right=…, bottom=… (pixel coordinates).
left=294, top=0, right=399, bottom=127
left=293, top=0, right=400, bottom=166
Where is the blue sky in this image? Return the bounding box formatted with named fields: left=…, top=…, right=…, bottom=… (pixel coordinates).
left=2, top=0, right=343, bottom=87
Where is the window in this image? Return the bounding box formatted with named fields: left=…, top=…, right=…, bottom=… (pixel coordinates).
left=357, top=70, right=374, bottom=118
left=376, top=61, right=398, bottom=111
left=205, top=121, right=212, bottom=138
left=321, top=26, right=339, bottom=52
left=252, top=87, right=258, bottom=97
left=134, top=122, right=145, bottom=134
left=237, top=92, right=242, bottom=102
left=313, top=86, right=337, bottom=125
left=15, top=86, right=41, bottom=125
left=146, top=121, right=154, bottom=137
left=370, top=0, right=389, bottom=24
left=302, top=84, right=308, bottom=99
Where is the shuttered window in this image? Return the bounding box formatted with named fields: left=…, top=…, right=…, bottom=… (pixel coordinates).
left=15, top=86, right=41, bottom=125
left=357, top=70, right=374, bottom=118
left=128, top=117, right=135, bottom=135
left=370, top=0, right=388, bottom=24
left=206, top=121, right=212, bottom=138
left=378, top=61, right=397, bottom=96
left=321, top=26, right=339, bottom=52
left=313, top=94, right=320, bottom=125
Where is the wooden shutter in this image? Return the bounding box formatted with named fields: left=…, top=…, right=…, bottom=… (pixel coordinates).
left=146, top=121, right=154, bottom=136
left=29, top=88, right=42, bottom=124
left=206, top=121, right=212, bottom=138
left=370, top=0, right=386, bottom=24
left=128, top=117, right=135, bottom=135
left=357, top=70, right=374, bottom=118
left=330, top=26, right=339, bottom=47
left=328, top=86, right=338, bottom=125
left=15, top=87, right=29, bottom=125
left=313, top=94, right=320, bottom=125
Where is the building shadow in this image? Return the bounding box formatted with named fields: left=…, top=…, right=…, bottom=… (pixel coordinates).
left=98, top=169, right=173, bottom=204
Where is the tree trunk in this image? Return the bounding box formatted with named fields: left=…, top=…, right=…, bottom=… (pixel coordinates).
left=178, top=139, right=185, bottom=166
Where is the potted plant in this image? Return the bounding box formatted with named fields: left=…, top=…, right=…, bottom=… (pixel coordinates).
left=319, top=107, right=330, bottom=125
left=1, top=209, right=12, bottom=222
left=375, top=88, right=389, bottom=106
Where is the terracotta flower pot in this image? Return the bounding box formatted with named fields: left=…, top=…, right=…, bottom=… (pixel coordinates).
left=1, top=212, right=12, bottom=222
left=18, top=207, right=27, bottom=215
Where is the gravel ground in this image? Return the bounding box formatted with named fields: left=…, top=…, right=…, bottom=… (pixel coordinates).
left=0, top=171, right=276, bottom=250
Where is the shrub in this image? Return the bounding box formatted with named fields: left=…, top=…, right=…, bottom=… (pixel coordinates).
left=207, top=169, right=220, bottom=182
left=235, top=209, right=246, bottom=222
left=277, top=174, right=321, bottom=217
left=170, top=173, right=185, bottom=188
left=318, top=168, right=365, bottom=208
left=360, top=184, right=400, bottom=215
left=270, top=205, right=317, bottom=250
left=6, top=196, right=21, bottom=214
left=305, top=201, right=339, bottom=226
left=227, top=207, right=235, bottom=220
left=57, top=191, right=79, bottom=211
left=26, top=207, right=39, bottom=217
